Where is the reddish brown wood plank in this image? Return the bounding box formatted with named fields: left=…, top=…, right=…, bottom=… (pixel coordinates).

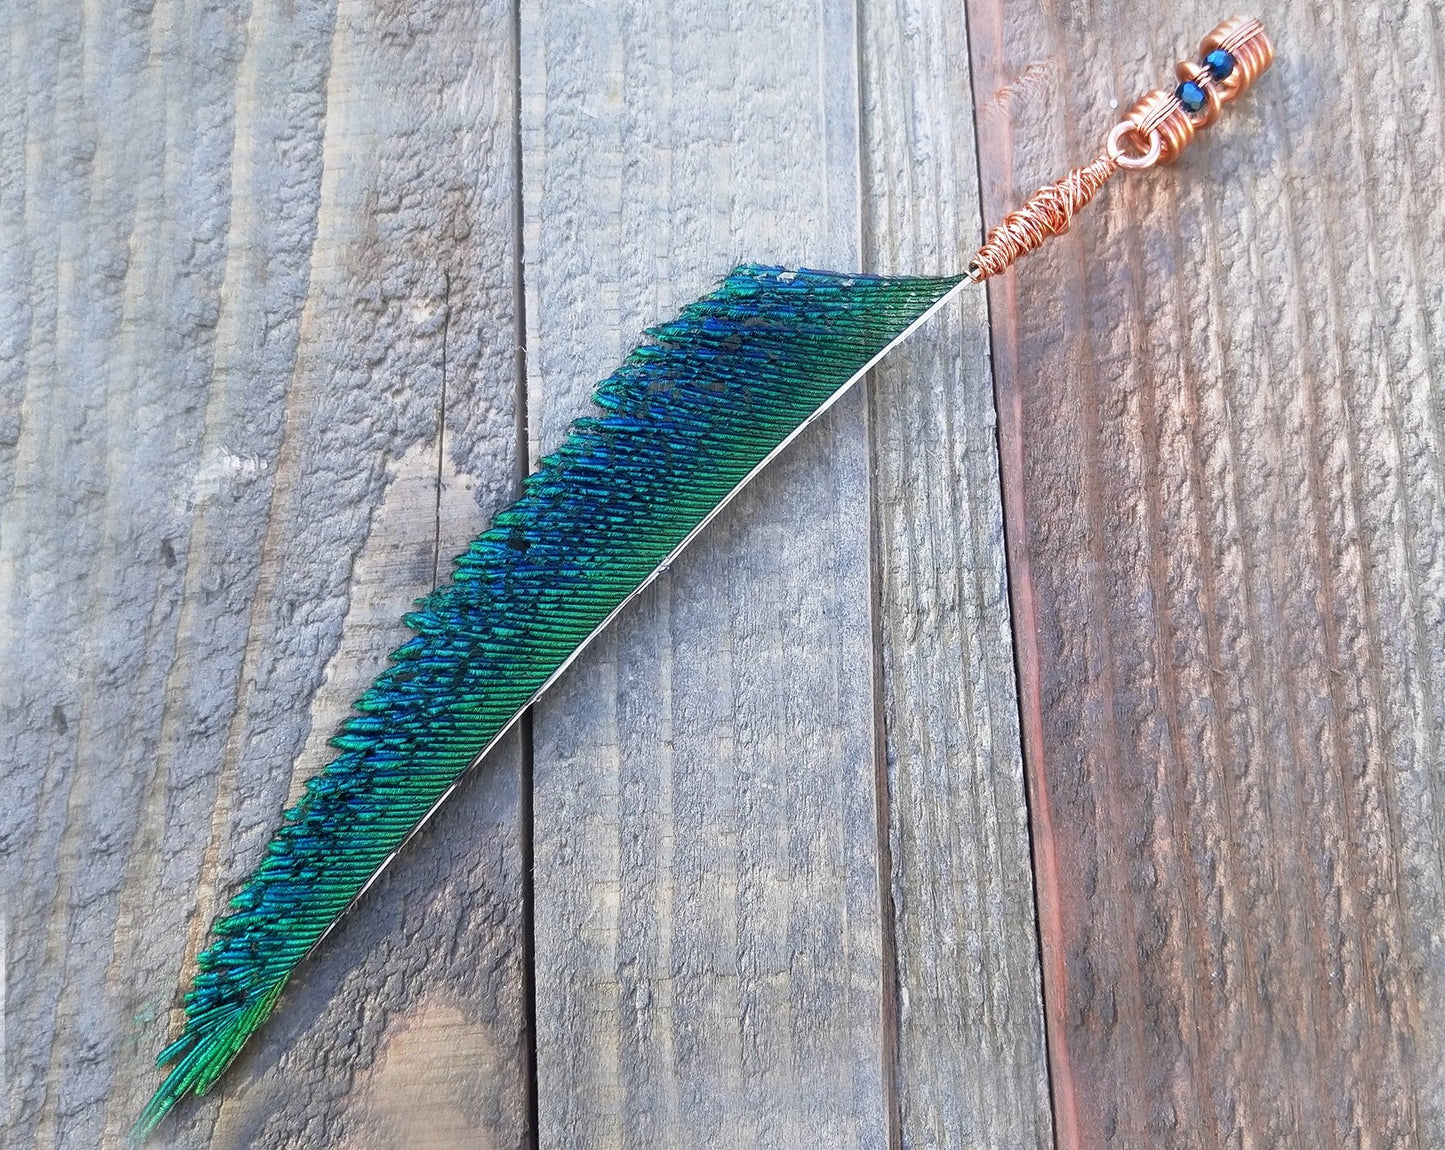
left=968, top=3, right=1445, bottom=1146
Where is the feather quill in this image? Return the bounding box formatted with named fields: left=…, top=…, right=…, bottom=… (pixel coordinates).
left=137, top=263, right=967, bottom=1137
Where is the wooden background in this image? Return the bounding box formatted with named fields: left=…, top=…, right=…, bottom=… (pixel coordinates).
left=3, top=1, right=1441, bottom=1147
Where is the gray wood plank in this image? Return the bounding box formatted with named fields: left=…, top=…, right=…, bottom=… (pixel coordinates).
left=968, top=1, right=1445, bottom=1144
left=0, top=1, right=528, bottom=1146
left=859, top=1, right=1053, bottom=1146
left=519, top=1, right=895, bottom=1146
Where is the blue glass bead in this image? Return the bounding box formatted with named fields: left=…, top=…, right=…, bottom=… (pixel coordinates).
left=1177, top=80, right=1206, bottom=113
left=1205, top=48, right=1235, bottom=80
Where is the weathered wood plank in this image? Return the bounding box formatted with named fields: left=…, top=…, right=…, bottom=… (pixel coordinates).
left=859, top=1, right=1053, bottom=1148
left=519, top=1, right=898, bottom=1145
left=969, top=1, right=1445, bottom=1145
left=1, top=1, right=528, bottom=1146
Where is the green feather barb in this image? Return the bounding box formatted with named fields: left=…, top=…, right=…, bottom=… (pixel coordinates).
left=137, top=264, right=967, bottom=1137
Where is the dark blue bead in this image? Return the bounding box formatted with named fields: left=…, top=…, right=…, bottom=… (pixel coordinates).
left=1177, top=80, right=1207, bottom=113
left=1205, top=48, right=1235, bottom=80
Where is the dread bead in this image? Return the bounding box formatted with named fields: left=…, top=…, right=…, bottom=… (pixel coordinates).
left=1118, top=17, right=1272, bottom=165
left=967, top=17, right=1273, bottom=280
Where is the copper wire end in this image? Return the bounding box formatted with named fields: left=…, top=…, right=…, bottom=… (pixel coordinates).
left=967, top=16, right=1273, bottom=282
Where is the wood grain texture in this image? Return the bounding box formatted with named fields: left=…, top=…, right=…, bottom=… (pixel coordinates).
left=1, top=1, right=528, bottom=1147
left=518, top=1, right=893, bottom=1145
left=968, top=1, right=1445, bottom=1145
left=4, top=0, right=1046, bottom=1143
left=859, top=1, right=1053, bottom=1147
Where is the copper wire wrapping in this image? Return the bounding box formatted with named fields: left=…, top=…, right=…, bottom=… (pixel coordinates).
left=966, top=16, right=1273, bottom=281
left=967, top=154, right=1119, bottom=281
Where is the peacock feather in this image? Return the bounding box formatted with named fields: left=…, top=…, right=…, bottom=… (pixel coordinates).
left=137, top=263, right=968, bottom=1137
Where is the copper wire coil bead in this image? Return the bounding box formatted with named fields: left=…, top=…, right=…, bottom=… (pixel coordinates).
left=1203, top=16, right=1274, bottom=101
left=1122, top=86, right=1198, bottom=165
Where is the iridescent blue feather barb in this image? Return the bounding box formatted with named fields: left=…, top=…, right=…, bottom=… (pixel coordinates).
left=135, top=266, right=968, bottom=1137
left=138, top=17, right=1271, bottom=1139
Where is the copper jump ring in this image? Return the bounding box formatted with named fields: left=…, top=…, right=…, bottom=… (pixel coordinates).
left=1106, top=121, right=1163, bottom=171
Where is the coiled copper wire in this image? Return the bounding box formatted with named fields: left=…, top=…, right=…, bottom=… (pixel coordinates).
left=967, top=154, right=1119, bottom=281
left=1203, top=16, right=1273, bottom=102
left=966, top=16, right=1273, bottom=281
left=1121, top=84, right=1198, bottom=165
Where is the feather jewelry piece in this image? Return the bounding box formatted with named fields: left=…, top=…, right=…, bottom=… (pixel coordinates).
left=137, top=17, right=1272, bottom=1138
